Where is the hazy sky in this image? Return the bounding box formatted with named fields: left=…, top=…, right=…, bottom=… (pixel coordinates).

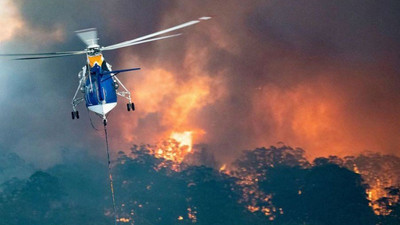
left=1, top=0, right=399, bottom=168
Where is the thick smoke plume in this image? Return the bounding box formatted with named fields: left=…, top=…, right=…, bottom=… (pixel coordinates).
left=112, top=0, right=400, bottom=163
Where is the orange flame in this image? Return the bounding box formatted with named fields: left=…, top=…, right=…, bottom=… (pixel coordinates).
left=170, top=131, right=193, bottom=153
left=151, top=131, right=194, bottom=164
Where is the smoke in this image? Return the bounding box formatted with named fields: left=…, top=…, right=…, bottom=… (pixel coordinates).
left=0, top=0, right=23, bottom=42
left=1, top=0, right=400, bottom=167
left=112, top=0, right=400, bottom=162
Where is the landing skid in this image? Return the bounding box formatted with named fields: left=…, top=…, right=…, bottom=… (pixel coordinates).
left=71, top=70, right=86, bottom=120
left=114, top=76, right=135, bottom=112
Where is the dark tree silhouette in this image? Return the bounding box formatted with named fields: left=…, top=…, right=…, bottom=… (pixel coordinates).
left=113, top=146, right=266, bottom=225
left=0, top=145, right=393, bottom=225
left=301, top=161, right=377, bottom=225
left=0, top=171, right=64, bottom=225
left=378, top=187, right=400, bottom=224
left=234, top=146, right=378, bottom=225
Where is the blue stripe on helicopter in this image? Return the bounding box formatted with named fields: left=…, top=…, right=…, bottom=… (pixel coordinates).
left=85, top=65, right=117, bottom=107
left=84, top=66, right=140, bottom=107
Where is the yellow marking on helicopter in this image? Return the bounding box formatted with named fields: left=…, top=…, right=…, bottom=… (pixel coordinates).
left=88, top=54, right=104, bottom=67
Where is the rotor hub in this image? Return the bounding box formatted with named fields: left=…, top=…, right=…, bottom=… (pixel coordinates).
left=87, top=45, right=101, bottom=56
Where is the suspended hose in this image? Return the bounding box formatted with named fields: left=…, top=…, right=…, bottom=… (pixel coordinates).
left=103, top=122, right=118, bottom=225
left=87, top=108, right=99, bottom=131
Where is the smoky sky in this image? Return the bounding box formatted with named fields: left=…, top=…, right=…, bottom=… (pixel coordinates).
left=0, top=0, right=400, bottom=168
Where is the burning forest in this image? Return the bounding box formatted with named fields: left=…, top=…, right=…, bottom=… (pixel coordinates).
left=1, top=141, right=399, bottom=225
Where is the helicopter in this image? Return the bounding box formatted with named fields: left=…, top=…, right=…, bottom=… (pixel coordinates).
left=1, top=16, right=211, bottom=125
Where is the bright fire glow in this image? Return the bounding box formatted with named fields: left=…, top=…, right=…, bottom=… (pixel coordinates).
left=117, top=217, right=130, bottom=223
left=170, top=131, right=193, bottom=153
left=148, top=131, right=199, bottom=170
left=219, top=164, right=227, bottom=172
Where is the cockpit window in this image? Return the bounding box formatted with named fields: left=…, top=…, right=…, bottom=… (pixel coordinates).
left=87, top=48, right=101, bottom=56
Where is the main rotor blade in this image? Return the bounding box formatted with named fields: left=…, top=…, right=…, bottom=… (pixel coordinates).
left=75, top=28, right=98, bottom=46
left=102, top=16, right=211, bottom=51
left=102, top=33, right=182, bottom=51
left=12, top=52, right=85, bottom=60
left=0, top=50, right=85, bottom=57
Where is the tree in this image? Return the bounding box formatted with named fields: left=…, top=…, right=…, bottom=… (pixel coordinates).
left=301, top=161, right=377, bottom=225
left=0, top=171, right=65, bottom=225
left=234, top=146, right=378, bottom=225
